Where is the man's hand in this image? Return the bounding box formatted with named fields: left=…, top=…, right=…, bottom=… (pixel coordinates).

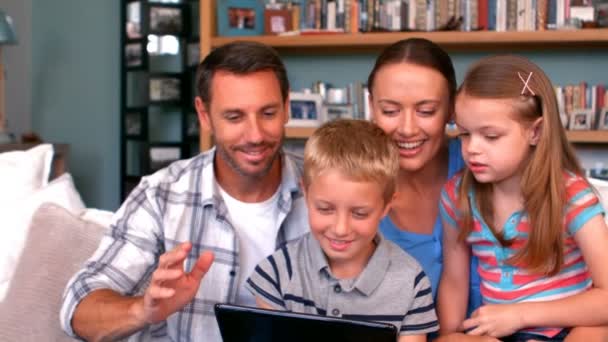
left=137, top=242, right=214, bottom=325
left=462, top=304, right=524, bottom=338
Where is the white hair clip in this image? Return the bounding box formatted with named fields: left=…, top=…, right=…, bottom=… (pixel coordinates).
left=518, top=72, right=535, bottom=96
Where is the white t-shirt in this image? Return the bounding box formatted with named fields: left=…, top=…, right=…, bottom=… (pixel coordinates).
left=217, top=183, right=281, bottom=306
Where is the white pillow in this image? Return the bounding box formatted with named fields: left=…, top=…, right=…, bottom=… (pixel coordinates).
left=80, top=208, right=115, bottom=229
left=590, top=177, right=608, bottom=224
left=0, top=144, right=54, bottom=204
left=0, top=173, right=86, bottom=301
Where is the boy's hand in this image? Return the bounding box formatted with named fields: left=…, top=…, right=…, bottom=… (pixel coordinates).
left=136, top=242, right=214, bottom=325
left=462, top=304, right=524, bottom=338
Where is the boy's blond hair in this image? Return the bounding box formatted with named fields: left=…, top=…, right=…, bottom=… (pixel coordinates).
left=302, top=119, right=399, bottom=203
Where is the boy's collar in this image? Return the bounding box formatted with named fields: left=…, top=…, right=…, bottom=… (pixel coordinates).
left=308, top=233, right=390, bottom=296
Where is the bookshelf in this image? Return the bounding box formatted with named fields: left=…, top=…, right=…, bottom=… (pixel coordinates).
left=120, top=0, right=200, bottom=200
left=198, top=2, right=608, bottom=150
left=284, top=127, right=608, bottom=145
left=211, top=29, right=608, bottom=52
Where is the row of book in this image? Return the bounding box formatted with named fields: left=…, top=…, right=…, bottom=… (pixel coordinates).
left=557, top=82, right=608, bottom=131
left=300, top=80, right=608, bottom=131
left=278, top=0, right=602, bottom=33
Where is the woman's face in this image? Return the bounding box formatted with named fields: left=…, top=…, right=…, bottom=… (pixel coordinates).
left=371, top=63, right=452, bottom=173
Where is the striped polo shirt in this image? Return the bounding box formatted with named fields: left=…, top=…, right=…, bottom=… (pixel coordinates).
left=440, top=172, right=605, bottom=338
left=246, top=232, right=439, bottom=336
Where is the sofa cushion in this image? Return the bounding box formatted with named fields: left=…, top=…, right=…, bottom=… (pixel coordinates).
left=0, top=203, right=106, bottom=341
left=0, top=144, right=54, bottom=204
left=0, top=173, right=86, bottom=300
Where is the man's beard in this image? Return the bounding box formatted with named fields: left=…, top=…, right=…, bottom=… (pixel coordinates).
left=216, top=138, right=283, bottom=180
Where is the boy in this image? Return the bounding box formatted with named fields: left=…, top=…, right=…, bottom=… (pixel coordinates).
left=246, top=119, right=438, bottom=341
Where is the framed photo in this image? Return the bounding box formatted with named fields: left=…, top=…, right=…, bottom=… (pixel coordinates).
left=323, top=104, right=354, bottom=122
left=217, top=0, right=264, bottom=37
left=287, top=92, right=324, bottom=127
left=125, top=43, right=146, bottom=68
left=149, top=5, right=183, bottom=35
left=569, top=109, right=593, bottom=130
left=599, top=108, right=608, bottom=130
left=126, top=1, right=142, bottom=39
left=187, top=42, right=200, bottom=67
left=264, top=8, right=292, bottom=35
left=149, top=76, right=181, bottom=102
left=148, top=144, right=183, bottom=172
left=185, top=112, right=200, bottom=138
left=125, top=111, right=146, bottom=138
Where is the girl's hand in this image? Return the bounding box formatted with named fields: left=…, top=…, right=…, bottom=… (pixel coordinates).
left=434, top=333, right=500, bottom=342
left=462, top=304, right=525, bottom=338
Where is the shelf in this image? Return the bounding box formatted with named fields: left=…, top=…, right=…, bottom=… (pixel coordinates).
left=286, top=126, right=317, bottom=139
left=286, top=126, right=608, bottom=144
left=211, top=29, right=608, bottom=52
left=566, top=130, right=608, bottom=144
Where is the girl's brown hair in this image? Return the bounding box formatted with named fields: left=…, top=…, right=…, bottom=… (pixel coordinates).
left=456, top=55, right=583, bottom=275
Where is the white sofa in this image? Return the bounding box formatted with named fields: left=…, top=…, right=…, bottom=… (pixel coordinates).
left=0, top=144, right=112, bottom=341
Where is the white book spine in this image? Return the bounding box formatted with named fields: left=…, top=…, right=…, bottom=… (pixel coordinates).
left=327, top=1, right=337, bottom=29
left=556, top=0, right=564, bottom=28
left=409, top=0, right=417, bottom=29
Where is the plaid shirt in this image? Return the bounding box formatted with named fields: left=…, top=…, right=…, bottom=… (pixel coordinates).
left=60, top=148, right=310, bottom=341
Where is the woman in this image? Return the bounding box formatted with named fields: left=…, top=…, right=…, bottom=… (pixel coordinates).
left=368, top=38, right=481, bottom=314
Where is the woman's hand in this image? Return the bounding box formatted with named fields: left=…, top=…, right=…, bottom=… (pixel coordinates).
left=462, top=304, right=525, bottom=338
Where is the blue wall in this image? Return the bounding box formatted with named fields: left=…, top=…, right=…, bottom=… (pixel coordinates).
left=32, top=0, right=120, bottom=210
left=283, top=50, right=608, bottom=92
left=27, top=0, right=607, bottom=210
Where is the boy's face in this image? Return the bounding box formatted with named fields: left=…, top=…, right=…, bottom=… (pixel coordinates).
left=304, top=169, right=393, bottom=278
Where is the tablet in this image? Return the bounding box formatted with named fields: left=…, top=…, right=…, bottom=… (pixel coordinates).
left=214, top=303, right=398, bottom=342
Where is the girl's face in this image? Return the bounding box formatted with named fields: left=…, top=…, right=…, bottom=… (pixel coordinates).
left=371, top=63, right=451, bottom=173
left=455, top=93, right=538, bottom=187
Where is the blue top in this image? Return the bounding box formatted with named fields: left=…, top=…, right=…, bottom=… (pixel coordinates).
left=380, top=139, right=482, bottom=315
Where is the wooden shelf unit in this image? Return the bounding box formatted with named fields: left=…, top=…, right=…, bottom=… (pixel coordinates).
left=211, top=29, right=608, bottom=52
left=566, top=130, right=608, bottom=144
left=284, top=127, right=608, bottom=144
left=198, top=1, right=608, bottom=150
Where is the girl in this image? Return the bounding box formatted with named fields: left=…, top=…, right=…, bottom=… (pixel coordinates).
left=439, top=55, right=608, bottom=341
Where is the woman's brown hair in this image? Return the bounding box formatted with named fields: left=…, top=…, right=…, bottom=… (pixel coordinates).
left=367, top=38, right=457, bottom=106
left=456, top=55, right=584, bottom=275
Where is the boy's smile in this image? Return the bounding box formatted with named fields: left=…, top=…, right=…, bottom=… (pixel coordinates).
left=304, top=169, right=393, bottom=279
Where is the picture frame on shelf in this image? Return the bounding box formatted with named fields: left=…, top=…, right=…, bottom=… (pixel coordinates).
left=217, top=0, right=264, bottom=37
left=125, top=111, right=145, bottom=138
left=126, top=1, right=142, bottom=39
left=287, top=92, right=323, bottom=127
left=149, top=5, right=183, bottom=35
left=264, top=8, right=292, bottom=35
left=186, top=41, right=200, bottom=67
left=148, top=144, right=182, bottom=172
left=569, top=109, right=594, bottom=130
left=125, top=43, right=146, bottom=68
left=599, top=108, right=608, bottom=130
left=149, top=76, right=181, bottom=102
left=323, top=104, right=355, bottom=122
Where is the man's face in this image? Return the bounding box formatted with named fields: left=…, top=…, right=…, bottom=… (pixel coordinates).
left=196, top=70, right=288, bottom=180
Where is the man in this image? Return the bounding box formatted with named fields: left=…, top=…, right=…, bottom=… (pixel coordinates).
left=60, top=41, right=309, bottom=341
